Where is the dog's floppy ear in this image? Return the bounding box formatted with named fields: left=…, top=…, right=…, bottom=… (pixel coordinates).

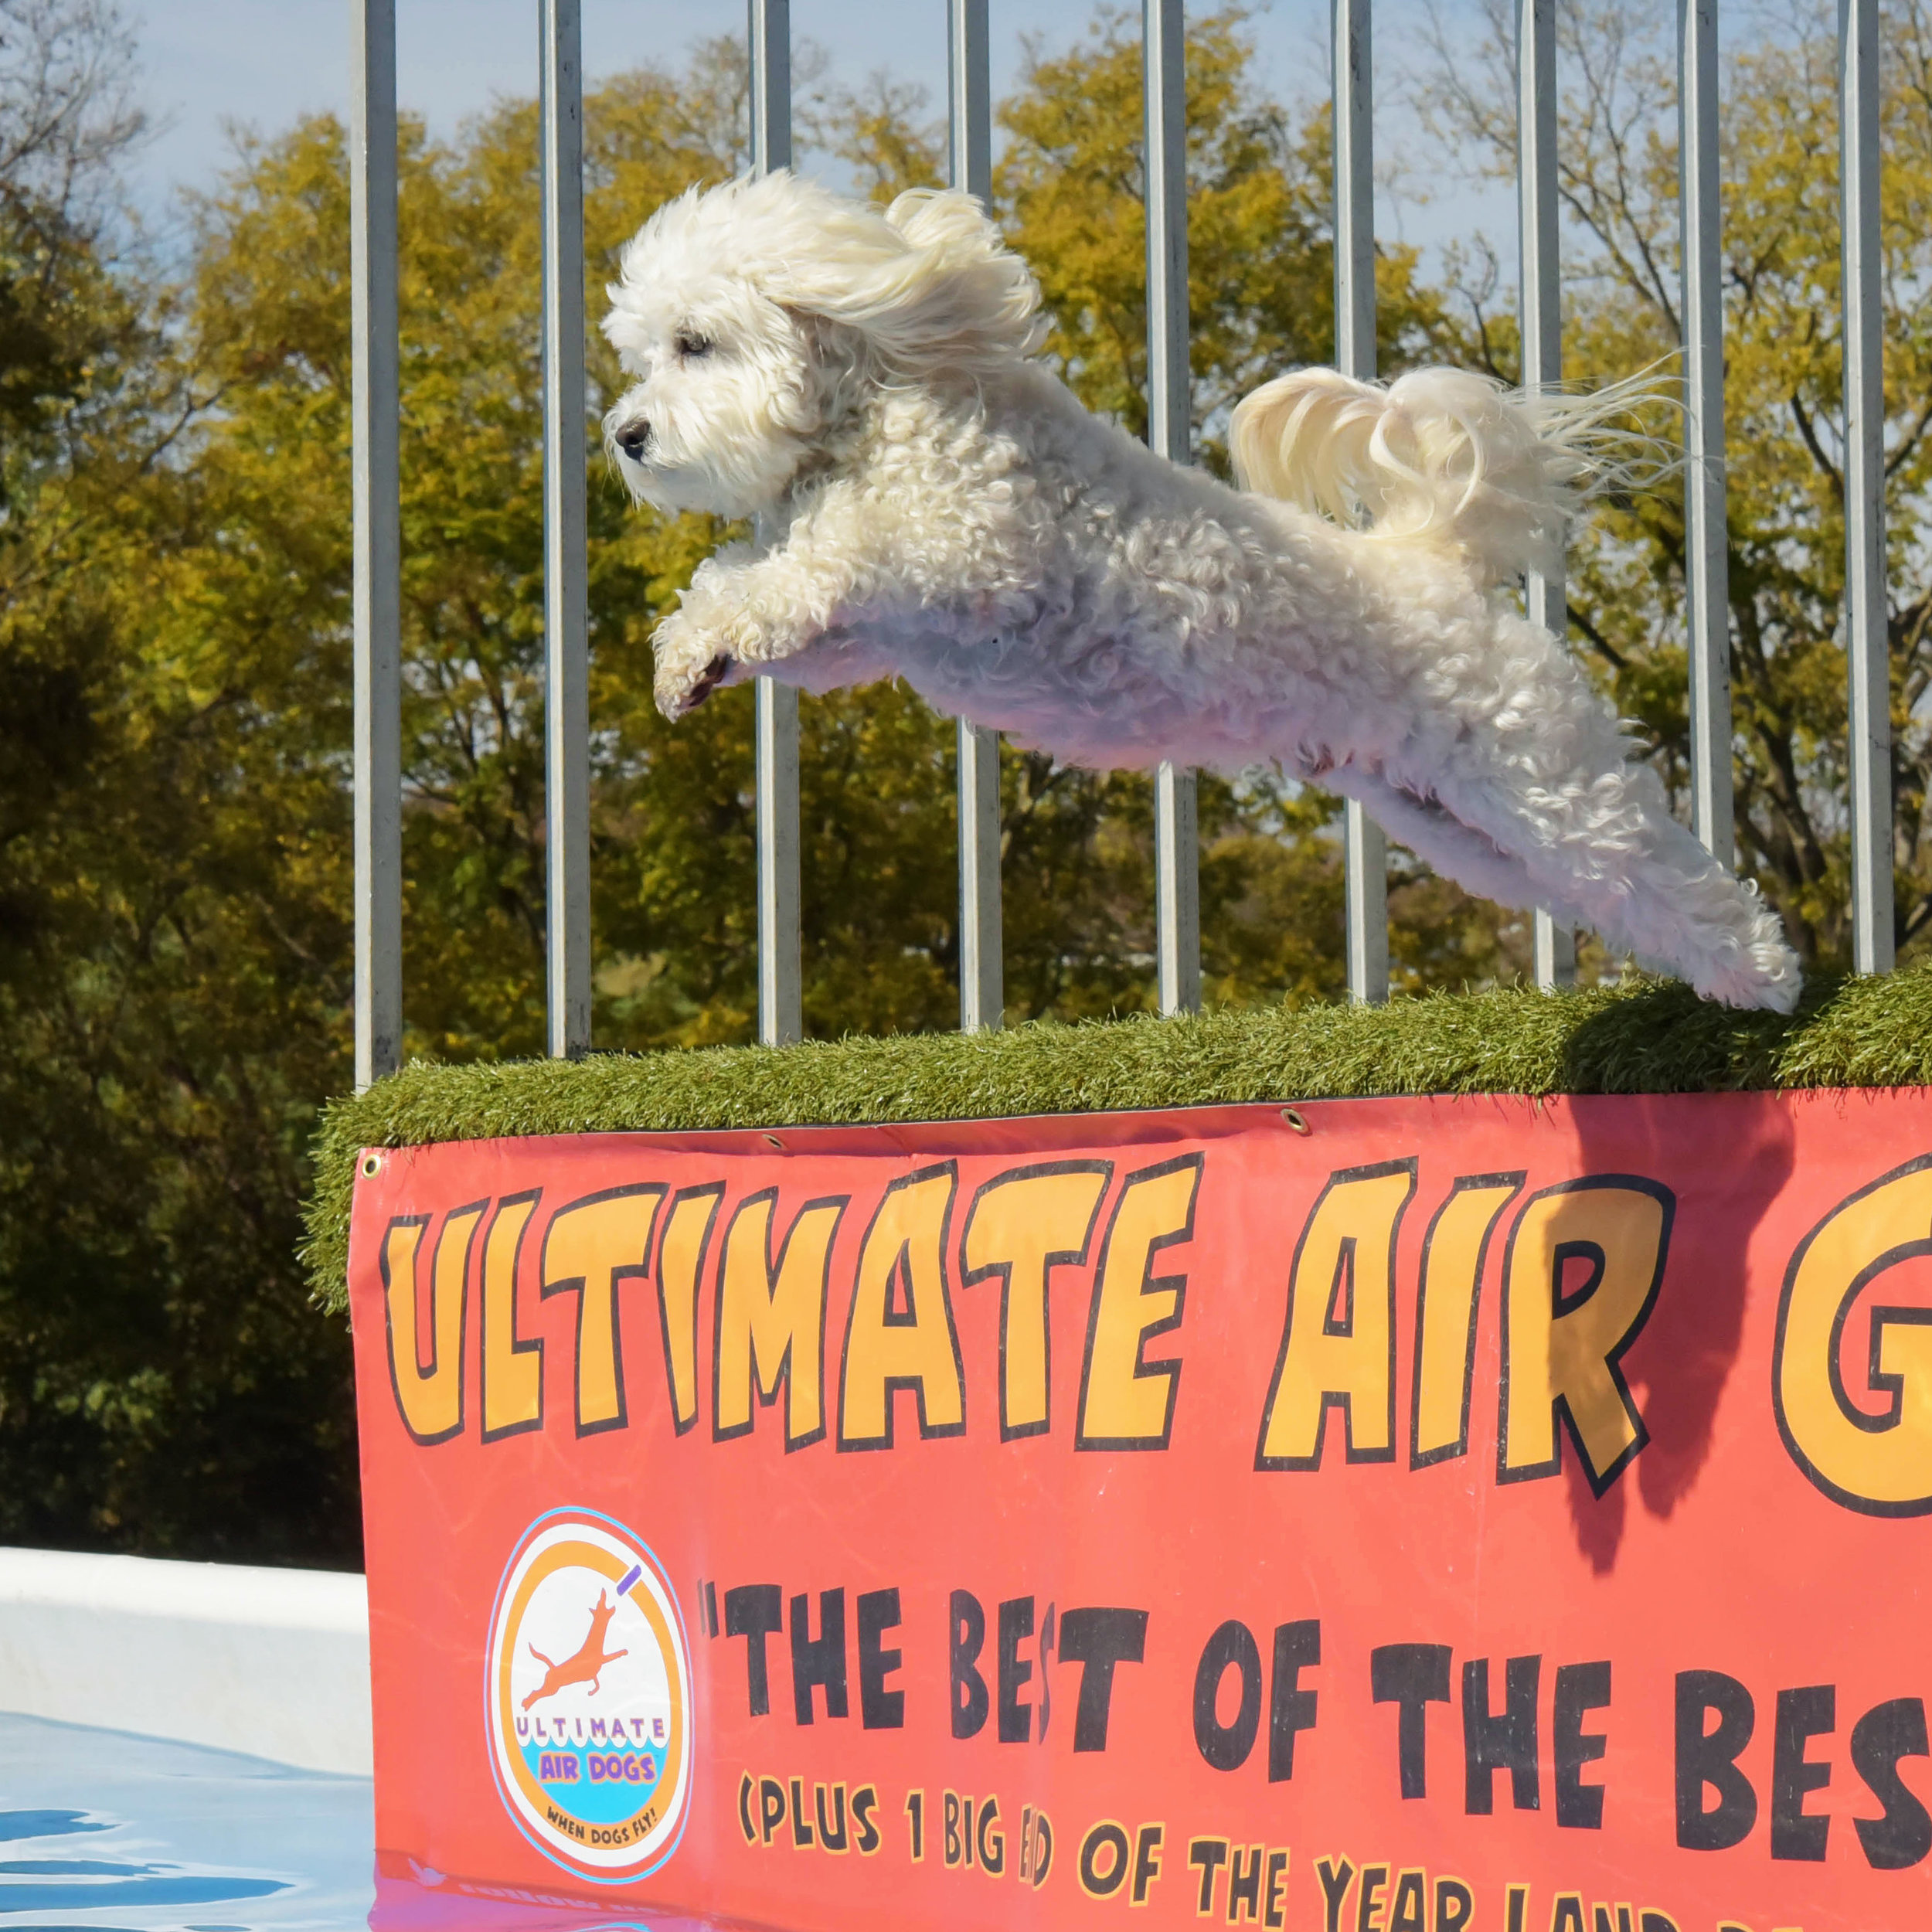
left=768, top=185, right=1046, bottom=379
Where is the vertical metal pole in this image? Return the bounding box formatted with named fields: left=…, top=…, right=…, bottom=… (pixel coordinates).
left=1145, top=0, right=1201, bottom=1015
left=957, top=722, right=1002, bottom=1031
left=351, top=0, right=401, bottom=1090
left=1155, top=764, right=1200, bottom=1012
left=754, top=684, right=801, bottom=1041
left=1334, top=0, right=1386, bottom=1005
left=948, top=0, right=992, bottom=196
left=749, top=0, right=791, bottom=168
left=1842, top=0, right=1893, bottom=974
left=1519, top=0, right=1576, bottom=989
left=541, top=0, right=591, bottom=1058
left=750, top=0, right=803, bottom=1042
left=951, top=0, right=1002, bottom=1032
left=1680, top=0, right=1733, bottom=867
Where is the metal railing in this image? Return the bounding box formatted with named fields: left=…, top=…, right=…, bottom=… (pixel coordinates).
left=1334, top=0, right=1386, bottom=1004
left=541, top=0, right=592, bottom=1056
left=950, top=0, right=1005, bottom=1032
left=349, top=0, right=1894, bottom=1083
left=748, top=0, right=804, bottom=1046
left=349, top=0, right=400, bottom=1090
left=1842, top=0, right=1892, bottom=976
left=1519, top=0, right=1574, bottom=992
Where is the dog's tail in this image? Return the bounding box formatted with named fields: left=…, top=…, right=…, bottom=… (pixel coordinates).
left=1229, top=365, right=1670, bottom=589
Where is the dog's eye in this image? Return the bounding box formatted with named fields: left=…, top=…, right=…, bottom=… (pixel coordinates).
left=675, top=330, right=713, bottom=359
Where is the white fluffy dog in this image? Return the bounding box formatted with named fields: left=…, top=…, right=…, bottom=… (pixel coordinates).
left=601, top=171, right=1801, bottom=1013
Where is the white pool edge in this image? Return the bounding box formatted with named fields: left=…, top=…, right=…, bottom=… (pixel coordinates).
left=0, top=1545, right=372, bottom=1775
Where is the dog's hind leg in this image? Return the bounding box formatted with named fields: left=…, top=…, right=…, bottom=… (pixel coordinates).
left=1400, top=730, right=1801, bottom=1013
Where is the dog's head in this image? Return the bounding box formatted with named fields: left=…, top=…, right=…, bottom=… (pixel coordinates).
left=601, top=171, right=1045, bottom=521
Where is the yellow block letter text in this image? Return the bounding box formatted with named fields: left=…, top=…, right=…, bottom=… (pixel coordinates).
left=1255, top=1161, right=1416, bottom=1470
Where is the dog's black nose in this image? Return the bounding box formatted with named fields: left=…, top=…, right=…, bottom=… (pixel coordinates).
left=614, top=419, right=651, bottom=462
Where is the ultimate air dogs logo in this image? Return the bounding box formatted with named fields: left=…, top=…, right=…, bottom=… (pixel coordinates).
left=485, top=1509, right=692, bottom=1881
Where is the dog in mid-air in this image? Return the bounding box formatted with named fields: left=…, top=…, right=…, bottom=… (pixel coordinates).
left=600, top=171, right=1801, bottom=1012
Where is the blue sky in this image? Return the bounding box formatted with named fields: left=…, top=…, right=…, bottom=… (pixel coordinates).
left=132, top=1, right=1515, bottom=264
left=139, top=2, right=1332, bottom=190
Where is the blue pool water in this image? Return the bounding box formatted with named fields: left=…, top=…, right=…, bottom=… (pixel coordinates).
left=0, top=1713, right=375, bottom=1930
left=0, top=1716, right=730, bottom=1932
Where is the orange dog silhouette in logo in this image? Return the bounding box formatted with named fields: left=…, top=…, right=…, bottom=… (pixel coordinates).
left=522, top=1588, right=629, bottom=1711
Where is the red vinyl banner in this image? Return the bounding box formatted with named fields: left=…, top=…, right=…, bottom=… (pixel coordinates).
left=347, top=1090, right=1932, bottom=1931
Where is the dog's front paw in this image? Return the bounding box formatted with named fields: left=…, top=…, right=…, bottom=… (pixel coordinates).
left=653, top=611, right=735, bottom=719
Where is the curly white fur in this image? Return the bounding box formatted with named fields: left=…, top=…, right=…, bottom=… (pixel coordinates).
left=602, top=171, right=1801, bottom=1014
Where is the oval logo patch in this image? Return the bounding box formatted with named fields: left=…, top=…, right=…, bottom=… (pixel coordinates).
left=485, top=1509, right=692, bottom=1880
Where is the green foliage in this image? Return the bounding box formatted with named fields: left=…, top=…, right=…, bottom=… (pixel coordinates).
left=0, top=4, right=360, bottom=1560
left=304, top=964, right=1932, bottom=1314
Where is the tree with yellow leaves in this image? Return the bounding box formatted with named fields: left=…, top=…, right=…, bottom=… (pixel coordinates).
left=1413, top=0, right=1932, bottom=969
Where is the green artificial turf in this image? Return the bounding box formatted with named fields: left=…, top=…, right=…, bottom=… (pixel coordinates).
left=304, top=967, right=1932, bottom=1310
